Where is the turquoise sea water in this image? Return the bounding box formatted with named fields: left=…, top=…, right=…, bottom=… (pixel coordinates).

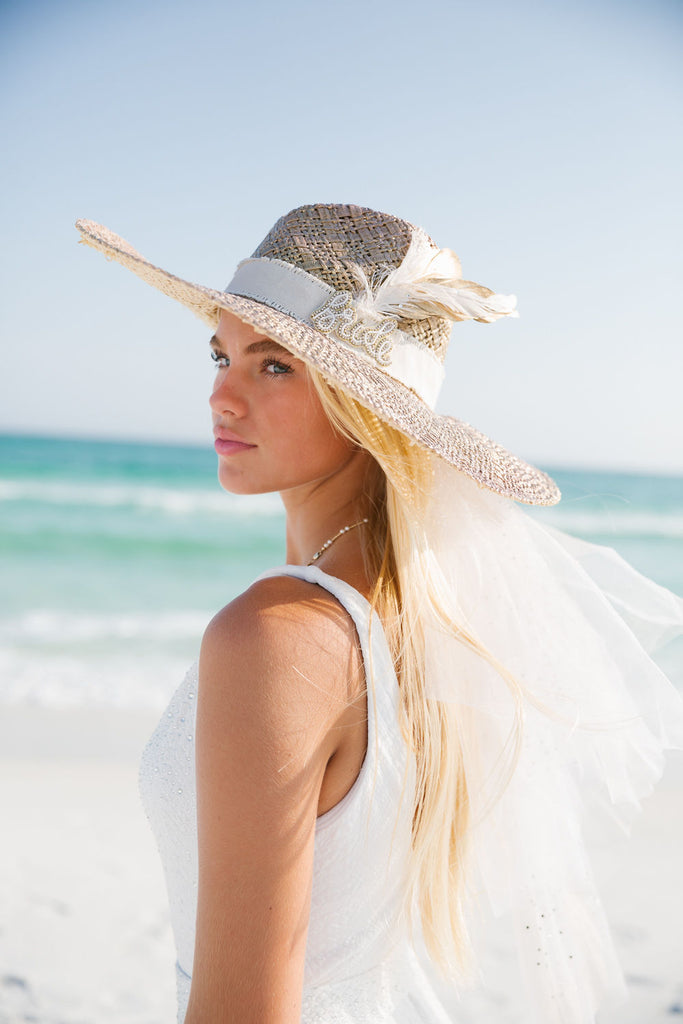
left=1, top=433, right=682, bottom=708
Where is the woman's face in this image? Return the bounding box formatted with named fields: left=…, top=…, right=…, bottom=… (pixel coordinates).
left=209, top=310, right=356, bottom=496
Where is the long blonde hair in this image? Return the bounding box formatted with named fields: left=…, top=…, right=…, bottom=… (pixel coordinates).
left=308, top=371, right=524, bottom=973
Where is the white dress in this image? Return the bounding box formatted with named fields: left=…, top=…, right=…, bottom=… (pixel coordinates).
left=139, top=564, right=455, bottom=1023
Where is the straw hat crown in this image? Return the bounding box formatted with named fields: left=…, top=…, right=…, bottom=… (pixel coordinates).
left=250, top=203, right=453, bottom=360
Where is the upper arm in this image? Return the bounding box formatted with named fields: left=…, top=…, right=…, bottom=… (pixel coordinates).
left=185, top=577, right=362, bottom=1024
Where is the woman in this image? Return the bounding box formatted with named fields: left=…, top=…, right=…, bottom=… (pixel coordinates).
left=77, top=204, right=683, bottom=1023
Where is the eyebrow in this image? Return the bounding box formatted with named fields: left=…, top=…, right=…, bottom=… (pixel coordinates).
left=209, top=334, right=291, bottom=357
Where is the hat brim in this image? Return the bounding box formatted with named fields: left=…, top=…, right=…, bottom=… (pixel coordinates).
left=76, top=219, right=561, bottom=506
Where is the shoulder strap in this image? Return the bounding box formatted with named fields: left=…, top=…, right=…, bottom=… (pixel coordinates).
left=257, top=564, right=397, bottom=738
left=258, top=564, right=372, bottom=639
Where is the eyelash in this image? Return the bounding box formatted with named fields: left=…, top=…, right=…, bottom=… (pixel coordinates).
left=210, top=351, right=293, bottom=376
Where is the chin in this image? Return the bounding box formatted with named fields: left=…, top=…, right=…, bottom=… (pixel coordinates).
left=216, top=465, right=272, bottom=496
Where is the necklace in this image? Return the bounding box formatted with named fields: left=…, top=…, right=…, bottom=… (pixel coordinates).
left=307, top=518, right=369, bottom=566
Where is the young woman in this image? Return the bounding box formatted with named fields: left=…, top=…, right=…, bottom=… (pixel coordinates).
left=77, top=204, right=683, bottom=1023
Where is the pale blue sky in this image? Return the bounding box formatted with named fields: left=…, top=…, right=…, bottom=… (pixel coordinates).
left=1, top=0, right=682, bottom=471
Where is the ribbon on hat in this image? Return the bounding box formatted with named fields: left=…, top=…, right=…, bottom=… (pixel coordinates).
left=224, top=258, right=446, bottom=407
left=223, top=230, right=518, bottom=410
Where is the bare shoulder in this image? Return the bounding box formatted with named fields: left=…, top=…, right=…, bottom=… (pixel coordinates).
left=204, top=572, right=361, bottom=644
left=199, top=574, right=365, bottom=761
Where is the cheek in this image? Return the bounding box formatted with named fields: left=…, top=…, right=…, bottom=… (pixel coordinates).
left=278, top=386, right=352, bottom=466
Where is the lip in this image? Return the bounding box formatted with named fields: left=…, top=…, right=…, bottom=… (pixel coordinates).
left=214, top=438, right=256, bottom=456
left=213, top=428, right=256, bottom=457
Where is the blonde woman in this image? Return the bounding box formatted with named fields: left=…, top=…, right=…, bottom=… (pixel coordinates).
left=77, top=205, right=683, bottom=1024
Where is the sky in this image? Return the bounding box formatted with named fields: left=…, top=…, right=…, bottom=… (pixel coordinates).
left=1, top=0, right=682, bottom=473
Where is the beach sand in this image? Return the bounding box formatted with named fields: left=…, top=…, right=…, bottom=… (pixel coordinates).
left=1, top=706, right=682, bottom=1023
left=0, top=707, right=176, bottom=1024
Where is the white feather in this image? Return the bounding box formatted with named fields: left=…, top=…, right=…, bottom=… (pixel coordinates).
left=353, top=227, right=518, bottom=324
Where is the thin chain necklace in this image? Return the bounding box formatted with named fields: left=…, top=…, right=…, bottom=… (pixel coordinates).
left=307, top=518, right=369, bottom=566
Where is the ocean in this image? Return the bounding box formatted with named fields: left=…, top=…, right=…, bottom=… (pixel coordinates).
left=2, top=433, right=682, bottom=709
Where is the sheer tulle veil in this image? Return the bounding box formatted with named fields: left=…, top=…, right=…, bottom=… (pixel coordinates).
left=421, top=459, right=683, bottom=1021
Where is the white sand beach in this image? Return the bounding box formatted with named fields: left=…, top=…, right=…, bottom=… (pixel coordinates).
left=1, top=705, right=682, bottom=1024
left=0, top=708, right=176, bottom=1024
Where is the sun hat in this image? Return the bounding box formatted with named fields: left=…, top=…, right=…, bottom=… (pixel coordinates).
left=75, top=203, right=560, bottom=506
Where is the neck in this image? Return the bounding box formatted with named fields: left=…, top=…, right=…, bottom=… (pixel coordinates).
left=281, top=448, right=375, bottom=566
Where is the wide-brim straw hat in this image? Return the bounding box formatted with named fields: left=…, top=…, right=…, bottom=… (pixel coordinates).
left=76, top=203, right=560, bottom=506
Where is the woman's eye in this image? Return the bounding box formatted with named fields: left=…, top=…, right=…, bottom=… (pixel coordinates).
left=263, top=359, right=293, bottom=376
left=211, top=350, right=230, bottom=369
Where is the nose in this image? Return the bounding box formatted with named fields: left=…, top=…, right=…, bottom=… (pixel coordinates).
left=209, top=368, right=248, bottom=418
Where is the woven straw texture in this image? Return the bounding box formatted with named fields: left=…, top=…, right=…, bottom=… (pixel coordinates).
left=252, top=204, right=452, bottom=358
left=75, top=205, right=560, bottom=506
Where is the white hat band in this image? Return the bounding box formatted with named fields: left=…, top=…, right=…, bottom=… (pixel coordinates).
left=224, top=257, right=445, bottom=408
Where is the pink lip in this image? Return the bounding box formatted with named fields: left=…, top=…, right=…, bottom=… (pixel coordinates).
left=214, top=437, right=256, bottom=456
left=213, top=429, right=256, bottom=457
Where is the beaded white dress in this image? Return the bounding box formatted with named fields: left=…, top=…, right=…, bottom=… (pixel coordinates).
left=139, top=564, right=455, bottom=1023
